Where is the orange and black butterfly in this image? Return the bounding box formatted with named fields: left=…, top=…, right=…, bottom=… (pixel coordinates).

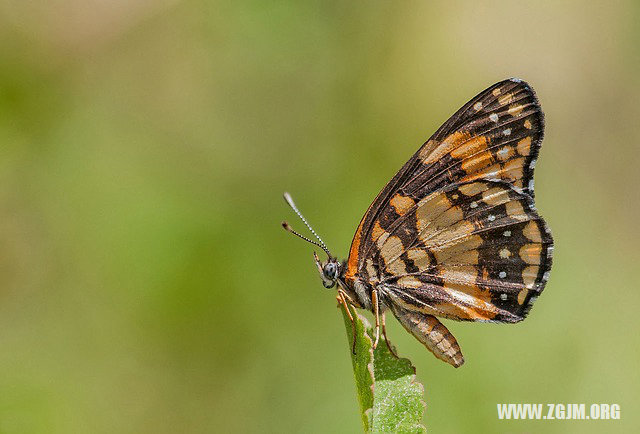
left=283, top=78, right=553, bottom=367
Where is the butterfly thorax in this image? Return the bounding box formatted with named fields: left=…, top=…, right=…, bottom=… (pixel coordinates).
left=340, top=271, right=375, bottom=311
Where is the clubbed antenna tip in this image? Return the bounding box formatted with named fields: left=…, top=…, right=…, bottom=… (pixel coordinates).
left=282, top=192, right=332, bottom=258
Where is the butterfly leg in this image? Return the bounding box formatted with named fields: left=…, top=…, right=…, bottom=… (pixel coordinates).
left=371, top=289, right=380, bottom=349
left=337, top=290, right=357, bottom=354
left=381, top=313, right=399, bottom=358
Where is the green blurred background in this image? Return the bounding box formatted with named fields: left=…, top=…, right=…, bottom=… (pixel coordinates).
left=1, top=1, right=638, bottom=433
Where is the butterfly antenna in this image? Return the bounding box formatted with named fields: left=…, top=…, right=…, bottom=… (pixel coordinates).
left=281, top=221, right=330, bottom=255
left=282, top=192, right=333, bottom=258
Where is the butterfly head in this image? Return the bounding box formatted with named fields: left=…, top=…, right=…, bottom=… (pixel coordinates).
left=313, top=251, right=341, bottom=289
left=282, top=192, right=344, bottom=290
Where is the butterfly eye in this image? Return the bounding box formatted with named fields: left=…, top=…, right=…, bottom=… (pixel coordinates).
left=324, top=262, right=338, bottom=280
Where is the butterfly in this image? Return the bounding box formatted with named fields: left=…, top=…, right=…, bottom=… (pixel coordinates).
left=283, top=78, right=553, bottom=367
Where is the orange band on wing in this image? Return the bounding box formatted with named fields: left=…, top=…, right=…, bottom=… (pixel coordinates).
left=345, top=223, right=363, bottom=281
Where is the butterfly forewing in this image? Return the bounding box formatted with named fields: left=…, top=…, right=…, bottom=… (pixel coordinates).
left=409, top=79, right=544, bottom=198
left=345, top=79, right=552, bottom=325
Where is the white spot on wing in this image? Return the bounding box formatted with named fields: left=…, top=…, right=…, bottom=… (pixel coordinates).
left=474, top=102, right=483, bottom=111
left=503, top=230, right=511, bottom=237
left=489, top=113, right=499, bottom=122
left=497, top=147, right=510, bottom=160
left=503, top=128, right=511, bottom=136
left=488, top=214, right=496, bottom=221
left=500, top=293, right=508, bottom=300
left=498, top=271, right=507, bottom=278
left=470, top=201, right=478, bottom=208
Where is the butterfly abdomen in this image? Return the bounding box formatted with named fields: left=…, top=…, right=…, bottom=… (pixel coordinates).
left=391, top=305, right=465, bottom=367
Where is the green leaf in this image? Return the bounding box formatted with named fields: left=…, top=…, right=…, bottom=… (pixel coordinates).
left=341, top=302, right=375, bottom=431
left=341, top=303, right=426, bottom=433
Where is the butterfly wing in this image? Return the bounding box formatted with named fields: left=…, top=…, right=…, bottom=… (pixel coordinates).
left=376, top=180, right=553, bottom=322
left=344, top=79, right=552, bottom=323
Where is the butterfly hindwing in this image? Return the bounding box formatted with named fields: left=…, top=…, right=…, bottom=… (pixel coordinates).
left=345, top=79, right=545, bottom=284
left=367, top=180, right=553, bottom=322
